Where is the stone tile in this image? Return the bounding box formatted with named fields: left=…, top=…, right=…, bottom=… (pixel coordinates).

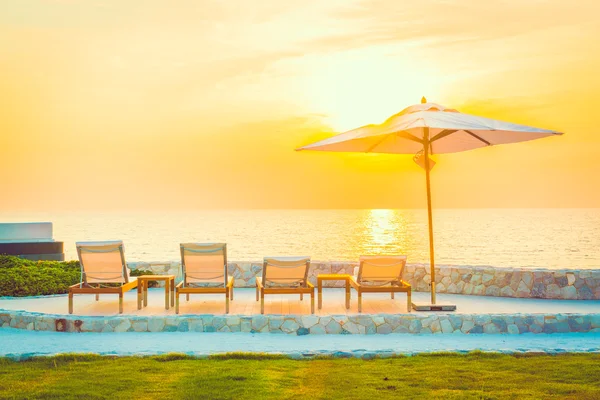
left=187, top=318, right=203, bottom=332
left=177, top=320, right=189, bottom=332
left=325, top=319, right=343, bottom=334
left=251, top=315, right=268, bottom=331
left=507, top=324, right=520, bottom=334
left=132, top=320, right=148, bottom=332
left=301, top=315, right=319, bottom=329
left=560, top=286, right=577, bottom=300
left=240, top=317, right=252, bottom=332
left=409, top=319, right=422, bottom=333
left=281, top=319, right=300, bottom=333
left=485, top=286, right=500, bottom=297
left=376, top=323, right=393, bottom=334
left=342, top=321, right=361, bottom=334
left=440, top=319, right=453, bottom=334
left=469, top=325, right=483, bottom=334
left=114, top=319, right=131, bottom=333
left=546, top=284, right=561, bottom=298
left=213, top=317, right=227, bottom=330
left=269, top=316, right=284, bottom=330
left=310, top=324, right=326, bottom=334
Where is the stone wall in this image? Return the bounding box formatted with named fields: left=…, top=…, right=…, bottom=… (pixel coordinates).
left=2, top=309, right=599, bottom=335
left=128, top=261, right=600, bottom=300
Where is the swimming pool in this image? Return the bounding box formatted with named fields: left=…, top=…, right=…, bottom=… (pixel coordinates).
left=1, top=328, right=598, bottom=359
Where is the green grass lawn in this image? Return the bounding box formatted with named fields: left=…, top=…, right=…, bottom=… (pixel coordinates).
left=0, top=353, right=598, bottom=399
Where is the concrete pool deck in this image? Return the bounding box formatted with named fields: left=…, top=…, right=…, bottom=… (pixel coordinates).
left=1, top=288, right=598, bottom=316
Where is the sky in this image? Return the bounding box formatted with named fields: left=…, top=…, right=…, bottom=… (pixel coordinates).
left=1, top=0, right=599, bottom=210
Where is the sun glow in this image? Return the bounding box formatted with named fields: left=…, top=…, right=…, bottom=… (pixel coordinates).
left=300, top=49, right=445, bottom=132
left=1, top=0, right=598, bottom=211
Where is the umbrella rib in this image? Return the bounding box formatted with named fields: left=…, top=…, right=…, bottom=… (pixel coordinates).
left=396, top=131, right=424, bottom=144
left=465, top=130, right=492, bottom=146
left=429, top=129, right=457, bottom=143
left=364, top=131, right=422, bottom=153
left=364, top=134, right=393, bottom=153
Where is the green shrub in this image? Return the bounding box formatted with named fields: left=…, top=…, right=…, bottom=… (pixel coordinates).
left=129, top=269, right=159, bottom=287
left=0, top=255, right=81, bottom=297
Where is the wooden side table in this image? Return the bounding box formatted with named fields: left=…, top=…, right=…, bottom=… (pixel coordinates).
left=137, top=275, right=175, bottom=310
left=317, top=274, right=351, bottom=310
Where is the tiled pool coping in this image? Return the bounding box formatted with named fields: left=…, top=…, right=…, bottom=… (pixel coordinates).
left=3, top=309, right=599, bottom=335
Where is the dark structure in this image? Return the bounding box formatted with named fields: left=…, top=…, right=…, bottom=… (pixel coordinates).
left=0, top=222, right=65, bottom=261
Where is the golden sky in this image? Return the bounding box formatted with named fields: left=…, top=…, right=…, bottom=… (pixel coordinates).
left=1, top=0, right=599, bottom=210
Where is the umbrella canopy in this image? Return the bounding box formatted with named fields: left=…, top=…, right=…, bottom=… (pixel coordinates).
left=298, top=102, right=562, bottom=155
left=297, top=101, right=563, bottom=309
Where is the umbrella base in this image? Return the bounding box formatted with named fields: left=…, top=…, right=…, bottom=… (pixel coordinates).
left=411, top=302, right=457, bottom=312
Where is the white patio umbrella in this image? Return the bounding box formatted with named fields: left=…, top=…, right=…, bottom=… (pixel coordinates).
left=296, top=98, right=563, bottom=311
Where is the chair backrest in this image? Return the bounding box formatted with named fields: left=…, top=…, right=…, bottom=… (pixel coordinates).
left=76, top=240, right=128, bottom=284
left=357, top=255, right=407, bottom=285
left=180, top=243, right=227, bottom=286
left=262, top=256, right=310, bottom=287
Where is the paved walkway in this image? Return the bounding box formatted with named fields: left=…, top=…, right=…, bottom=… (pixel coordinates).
left=1, top=288, right=598, bottom=316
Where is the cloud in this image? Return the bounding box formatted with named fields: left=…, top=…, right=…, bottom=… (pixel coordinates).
left=299, top=0, right=600, bottom=53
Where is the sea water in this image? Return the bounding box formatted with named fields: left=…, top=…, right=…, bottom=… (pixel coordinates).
left=1, top=209, right=598, bottom=268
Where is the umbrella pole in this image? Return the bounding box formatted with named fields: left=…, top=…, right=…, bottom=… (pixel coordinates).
left=423, top=130, right=436, bottom=304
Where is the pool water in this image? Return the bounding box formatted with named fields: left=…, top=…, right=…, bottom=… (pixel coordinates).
left=1, top=328, right=598, bottom=359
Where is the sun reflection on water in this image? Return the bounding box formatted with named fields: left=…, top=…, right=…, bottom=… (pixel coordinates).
left=359, top=209, right=409, bottom=256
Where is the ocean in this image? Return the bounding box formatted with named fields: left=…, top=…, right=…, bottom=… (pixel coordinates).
left=1, top=209, right=598, bottom=269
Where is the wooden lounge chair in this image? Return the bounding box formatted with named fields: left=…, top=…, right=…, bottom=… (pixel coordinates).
left=69, top=241, right=138, bottom=314
left=175, top=243, right=233, bottom=314
left=256, top=256, right=315, bottom=314
left=349, top=255, right=411, bottom=313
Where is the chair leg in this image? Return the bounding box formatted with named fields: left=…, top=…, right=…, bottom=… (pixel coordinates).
left=358, top=292, right=362, bottom=313
left=226, top=289, right=230, bottom=314
left=300, top=293, right=303, bottom=301
left=256, top=286, right=259, bottom=302
left=345, top=284, right=350, bottom=309
left=68, top=292, right=73, bottom=314
left=164, top=279, right=170, bottom=310
left=171, top=279, right=175, bottom=307
left=310, top=291, right=315, bottom=314
left=230, top=287, right=234, bottom=301
left=144, top=285, right=148, bottom=307
left=176, top=292, right=180, bottom=315
left=186, top=293, right=190, bottom=302
left=119, top=293, right=124, bottom=314
left=260, top=290, right=265, bottom=314
left=407, top=290, right=412, bottom=313
left=391, top=292, right=394, bottom=299
left=318, top=283, right=323, bottom=310
left=96, top=294, right=100, bottom=301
